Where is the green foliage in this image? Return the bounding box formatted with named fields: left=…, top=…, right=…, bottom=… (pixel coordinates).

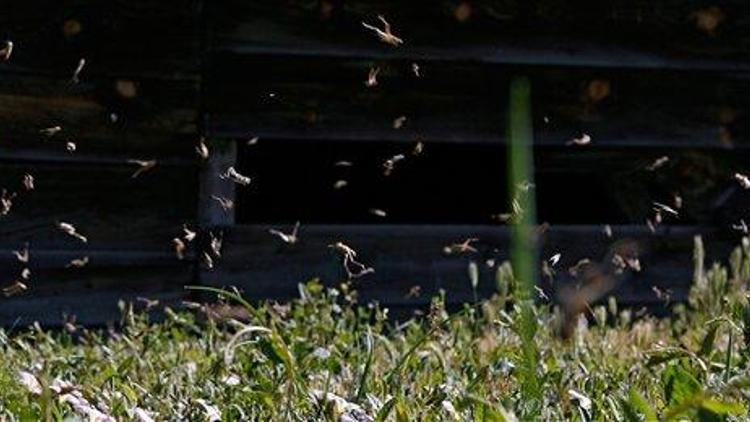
left=1, top=238, right=750, bottom=419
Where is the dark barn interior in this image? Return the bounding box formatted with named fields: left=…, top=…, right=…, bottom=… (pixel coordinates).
left=1, top=1, right=750, bottom=325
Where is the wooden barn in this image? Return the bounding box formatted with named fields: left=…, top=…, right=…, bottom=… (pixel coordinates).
left=1, top=1, right=750, bottom=325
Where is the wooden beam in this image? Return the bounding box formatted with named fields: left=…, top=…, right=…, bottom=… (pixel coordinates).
left=197, top=139, right=237, bottom=228
left=204, top=57, right=750, bottom=148
left=200, top=224, right=730, bottom=307
left=208, top=2, right=750, bottom=73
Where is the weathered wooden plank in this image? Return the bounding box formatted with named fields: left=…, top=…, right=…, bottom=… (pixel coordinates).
left=0, top=73, right=199, bottom=156
left=0, top=161, right=197, bottom=249
left=0, top=283, right=189, bottom=327
left=200, top=224, right=731, bottom=307
left=198, top=139, right=237, bottom=227
left=2, top=0, right=202, bottom=79
left=209, top=1, right=750, bottom=71
left=0, top=250, right=192, bottom=326
left=205, top=56, right=750, bottom=148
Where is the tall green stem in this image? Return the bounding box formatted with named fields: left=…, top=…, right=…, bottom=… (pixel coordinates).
left=508, top=76, right=542, bottom=415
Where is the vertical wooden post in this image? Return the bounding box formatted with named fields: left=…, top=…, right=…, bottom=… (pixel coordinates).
left=198, top=139, right=237, bottom=228
left=196, top=138, right=236, bottom=288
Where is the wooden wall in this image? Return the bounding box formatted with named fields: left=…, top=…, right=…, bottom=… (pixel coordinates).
left=1, top=1, right=749, bottom=324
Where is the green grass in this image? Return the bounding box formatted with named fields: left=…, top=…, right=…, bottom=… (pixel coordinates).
left=1, top=237, right=750, bottom=420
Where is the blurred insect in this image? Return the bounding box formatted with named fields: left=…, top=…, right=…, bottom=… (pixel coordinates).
left=541, top=260, right=555, bottom=280
left=66, top=141, right=76, bottom=152
left=3, top=280, right=27, bottom=297
left=220, top=166, right=251, bottom=186
left=66, top=256, right=89, bottom=268
left=58, top=222, right=87, bottom=243
left=247, top=137, right=259, bottom=146
left=603, top=224, right=613, bottom=238
left=733, top=219, right=748, bottom=234
left=735, top=173, right=750, bottom=189
left=405, top=285, right=422, bottom=298
left=1, top=189, right=17, bottom=216
left=646, top=156, right=669, bottom=171
left=22, top=174, right=34, bottom=191
left=333, top=180, right=348, bottom=189
left=568, top=258, right=592, bottom=277
left=127, top=159, right=157, bottom=178
left=201, top=251, right=214, bottom=270
left=269, top=221, right=300, bottom=245
left=611, top=253, right=641, bottom=274
left=173, top=238, right=186, bottom=260
left=20, top=268, right=30, bottom=280
left=558, top=262, right=612, bottom=338
left=673, top=193, right=683, bottom=210
left=413, top=141, right=424, bottom=155
left=329, top=241, right=374, bottom=279
left=196, top=138, right=209, bottom=159
left=211, top=195, right=234, bottom=212
left=534, top=286, right=550, bottom=301
left=137, top=297, right=160, bottom=311
left=362, top=15, right=403, bottom=46
left=365, top=67, right=380, bottom=87
left=369, top=208, right=387, bottom=218
left=652, top=286, right=673, bottom=305
left=0, top=41, right=12, bottom=60
left=412, top=63, right=421, bottom=77
left=40, top=126, right=62, bottom=137
left=652, top=201, right=679, bottom=218
left=443, top=238, right=478, bottom=255
left=382, top=153, right=405, bottom=176
left=63, top=314, right=79, bottom=334
left=566, top=133, right=591, bottom=146
left=13, top=243, right=29, bottom=263
left=549, top=253, right=561, bottom=266
left=334, top=161, right=353, bottom=167
left=209, top=232, right=222, bottom=257
left=71, top=58, right=86, bottom=83
left=183, top=225, right=196, bottom=242
left=109, top=113, right=118, bottom=123
left=493, top=197, right=525, bottom=224
left=517, top=180, right=535, bottom=192
left=392, top=116, right=407, bottom=129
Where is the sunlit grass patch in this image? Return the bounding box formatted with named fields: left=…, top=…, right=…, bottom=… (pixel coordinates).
left=1, top=237, right=750, bottom=420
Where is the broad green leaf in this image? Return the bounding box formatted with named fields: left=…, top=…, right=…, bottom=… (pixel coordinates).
left=700, top=398, right=744, bottom=416
left=663, top=364, right=701, bottom=407
left=626, top=388, right=657, bottom=422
